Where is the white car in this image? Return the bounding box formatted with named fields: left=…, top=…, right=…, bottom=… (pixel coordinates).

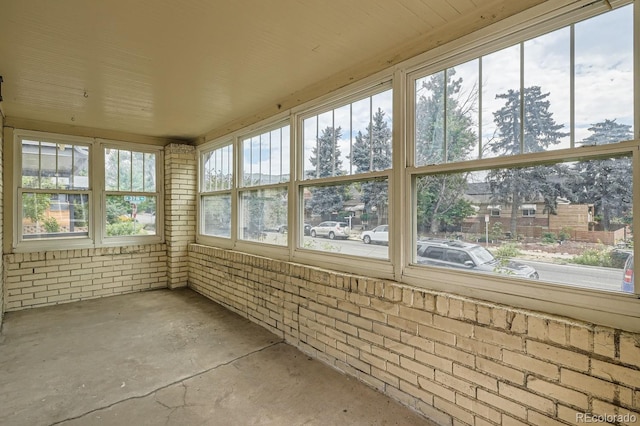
left=310, top=221, right=350, bottom=240
left=361, top=225, right=389, bottom=245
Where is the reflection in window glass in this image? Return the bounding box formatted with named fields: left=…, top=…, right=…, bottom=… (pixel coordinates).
left=202, top=194, right=232, bottom=238
left=302, top=179, right=389, bottom=259
left=414, top=155, right=632, bottom=292
left=22, top=193, right=90, bottom=239
left=239, top=188, right=288, bottom=245
left=105, top=195, right=156, bottom=236
left=303, top=89, right=393, bottom=179
left=575, top=5, right=633, bottom=144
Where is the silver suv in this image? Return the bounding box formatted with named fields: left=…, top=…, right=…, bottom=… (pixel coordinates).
left=416, top=239, right=539, bottom=279
left=310, top=221, right=350, bottom=240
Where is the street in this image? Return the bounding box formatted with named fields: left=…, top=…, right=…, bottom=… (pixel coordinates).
left=300, top=235, right=623, bottom=292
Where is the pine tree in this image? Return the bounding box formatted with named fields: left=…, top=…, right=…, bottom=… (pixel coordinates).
left=572, top=119, right=633, bottom=231
left=487, top=86, right=569, bottom=236
left=307, top=127, right=346, bottom=218
left=415, top=69, right=477, bottom=234
left=349, top=108, right=392, bottom=224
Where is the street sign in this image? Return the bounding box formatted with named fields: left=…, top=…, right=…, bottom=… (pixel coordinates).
left=124, top=195, right=146, bottom=203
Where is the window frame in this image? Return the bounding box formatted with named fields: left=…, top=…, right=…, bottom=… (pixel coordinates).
left=13, top=130, right=95, bottom=252
left=97, top=139, right=164, bottom=247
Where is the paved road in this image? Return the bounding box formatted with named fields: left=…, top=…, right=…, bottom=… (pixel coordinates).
left=302, top=235, right=623, bottom=292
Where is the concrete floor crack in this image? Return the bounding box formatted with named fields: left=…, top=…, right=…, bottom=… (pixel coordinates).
left=48, top=340, right=283, bottom=425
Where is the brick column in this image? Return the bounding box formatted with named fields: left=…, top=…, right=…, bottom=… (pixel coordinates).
left=164, top=143, right=196, bottom=289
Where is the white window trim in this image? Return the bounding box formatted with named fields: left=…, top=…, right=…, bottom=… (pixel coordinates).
left=12, top=130, right=165, bottom=252
left=97, top=139, right=164, bottom=247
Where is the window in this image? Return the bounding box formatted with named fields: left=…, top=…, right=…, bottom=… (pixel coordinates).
left=18, top=137, right=90, bottom=243
left=104, top=146, right=159, bottom=240
left=14, top=131, right=163, bottom=250
left=300, top=87, right=393, bottom=259
left=410, top=3, right=635, bottom=294
left=200, top=143, right=233, bottom=238
left=239, top=124, right=290, bottom=245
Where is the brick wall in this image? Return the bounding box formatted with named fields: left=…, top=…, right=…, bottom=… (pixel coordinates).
left=188, top=243, right=640, bottom=426
left=4, top=244, right=167, bottom=311
left=0, top=114, right=3, bottom=326
left=164, top=143, right=197, bottom=289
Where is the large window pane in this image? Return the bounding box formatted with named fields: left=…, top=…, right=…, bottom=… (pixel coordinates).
left=414, top=155, right=633, bottom=292
left=202, top=145, right=233, bottom=191
left=575, top=5, right=633, bottom=144
left=239, top=188, right=288, bottom=245
left=105, top=195, right=156, bottom=236
left=302, top=179, right=389, bottom=259
left=524, top=28, right=571, bottom=151
left=481, top=45, right=521, bottom=158
left=241, top=125, right=290, bottom=187
left=303, top=89, right=393, bottom=179
left=202, top=194, right=232, bottom=238
left=23, top=141, right=89, bottom=190
left=22, top=193, right=89, bottom=239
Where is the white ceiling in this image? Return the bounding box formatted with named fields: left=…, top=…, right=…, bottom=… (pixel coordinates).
left=0, top=0, right=548, bottom=142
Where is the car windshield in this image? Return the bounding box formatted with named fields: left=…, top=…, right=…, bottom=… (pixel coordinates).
left=469, top=246, right=496, bottom=265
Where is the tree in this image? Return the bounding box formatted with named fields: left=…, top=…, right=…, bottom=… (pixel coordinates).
left=307, top=127, right=347, bottom=218
left=415, top=69, right=478, bottom=234
left=349, top=108, right=392, bottom=224
left=486, top=86, right=569, bottom=236
left=571, top=119, right=633, bottom=231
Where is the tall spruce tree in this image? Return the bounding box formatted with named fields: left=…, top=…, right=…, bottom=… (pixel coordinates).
left=571, top=119, right=633, bottom=231
left=487, top=86, right=569, bottom=236
left=307, top=126, right=346, bottom=218
left=349, top=108, right=392, bottom=225
left=415, top=69, right=477, bottom=234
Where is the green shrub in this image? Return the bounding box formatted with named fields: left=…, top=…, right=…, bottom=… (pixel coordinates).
left=42, top=217, right=60, bottom=233
left=494, top=243, right=521, bottom=260
left=542, top=232, right=557, bottom=244
left=570, top=247, right=615, bottom=268
left=106, top=221, right=146, bottom=236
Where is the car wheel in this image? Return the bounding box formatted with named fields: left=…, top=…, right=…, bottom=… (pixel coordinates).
left=311, top=230, right=316, bottom=238
left=363, top=235, right=371, bottom=244
left=328, top=232, right=335, bottom=240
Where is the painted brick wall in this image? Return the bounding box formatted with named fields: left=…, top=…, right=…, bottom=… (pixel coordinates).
left=4, top=244, right=167, bottom=311
left=164, top=143, right=196, bottom=289
left=188, top=244, right=640, bottom=426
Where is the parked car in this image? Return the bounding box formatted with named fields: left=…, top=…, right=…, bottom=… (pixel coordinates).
left=622, top=253, right=634, bottom=293
left=416, top=239, right=539, bottom=279
left=278, top=223, right=312, bottom=235
left=361, top=225, right=389, bottom=245
left=310, top=221, right=350, bottom=240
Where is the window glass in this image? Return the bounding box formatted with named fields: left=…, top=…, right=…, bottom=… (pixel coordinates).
left=241, top=125, right=290, bottom=187
left=22, top=140, right=90, bottom=190
left=21, top=193, right=90, bottom=239
left=575, top=5, right=633, bottom=144
left=202, top=194, right=232, bottom=238
left=105, top=195, right=156, bottom=236
left=239, top=187, right=288, bottom=245
left=303, top=178, right=389, bottom=259
left=303, top=89, right=393, bottom=179
left=415, top=155, right=633, bottom=292
left=202, top=144, right=233, bottom=191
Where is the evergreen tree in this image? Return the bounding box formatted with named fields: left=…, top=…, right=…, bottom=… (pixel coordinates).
left=415, top=69, right=477, bottom=234
left=349, top=108, right=392, bottom=224
left=572, top=119, right=633, bottom=231
left=307, top=127, right=346, bottom=218
left=486, top=86, right=569, bottom=236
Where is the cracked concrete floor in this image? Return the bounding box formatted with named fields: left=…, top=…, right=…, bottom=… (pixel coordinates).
left=0, top=288, right=434, bottom=426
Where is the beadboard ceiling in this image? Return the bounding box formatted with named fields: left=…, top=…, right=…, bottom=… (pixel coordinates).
left=0, top=0, right=549, bottom=142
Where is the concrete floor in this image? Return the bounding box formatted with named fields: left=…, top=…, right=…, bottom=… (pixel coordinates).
left=0, top=288, right=435, bottom=426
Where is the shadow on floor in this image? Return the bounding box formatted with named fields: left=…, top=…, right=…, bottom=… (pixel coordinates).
left=0, top=288, right=434, bottom=426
